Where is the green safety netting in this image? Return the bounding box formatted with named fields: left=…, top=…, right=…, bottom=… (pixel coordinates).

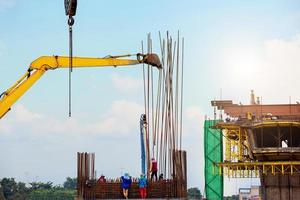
left=204, top=120, right=223, bottom=200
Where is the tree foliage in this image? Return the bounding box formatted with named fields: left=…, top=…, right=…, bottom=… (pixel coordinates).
left=29, top=181, right=53, bottom=190
left=0, top=178, right=29, bottom=200
left=63, top=177, right=77, bottom=190
left=224, top=195, right=239, bottom=200
left=28, top=189, right=75, bottom=200
left=187, top=187, right=202, bottom=199
left=0, top=185, right=5, bottom=200
left=0, top=177, right=76, bottom=200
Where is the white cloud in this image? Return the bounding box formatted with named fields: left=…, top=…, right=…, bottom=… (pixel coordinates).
left=0, top=0, right=16, bottom=12
left=265, top=35, right=300, bottom=67
left=0, top=101, right=143, bottom=184
left=218, top=34, right=300, bottom=104
left=13, top=104, right=43, bottom=122
left=90, top=100, right=143, bottom=136
left=181, top=106, right=204, bottom=190
left=186, top=106, right=203, bottom=120
left=0, top=104, right=42, bottom=135
left=111, top=74, right=142, bottom=94
left=262, top=35, right=300, bottom=83
left=254, top=34, right=300, bottom=103
left=184, top=105, right=204, bottom=137
left=0, top=120, right=11, bottom=134
left=0, top=101, right=143, bottom=138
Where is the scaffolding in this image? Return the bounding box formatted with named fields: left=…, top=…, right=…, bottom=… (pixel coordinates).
left=212, top=122, right=300, bottom=178
left=215, top=161, right=300, bottom=178
left=209, top=98, right=300, bottom=200
left=214, top=123, right=251, bottom=163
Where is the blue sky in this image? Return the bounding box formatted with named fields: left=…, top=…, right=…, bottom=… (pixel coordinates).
left=0, top=0, right=300, bottom=196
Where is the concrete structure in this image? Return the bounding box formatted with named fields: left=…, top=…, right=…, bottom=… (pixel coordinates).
left=211, top=94, right=300, bottom=200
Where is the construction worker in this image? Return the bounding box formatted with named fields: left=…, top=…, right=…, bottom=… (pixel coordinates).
left=159, top=173, right=164, bottom=181
left=121, top=172, right=132, bottom=199
left=138, top=174, right=147, bottom=199
left=98, top=174, right=106, bottom=183
left=150, top=158, right=158, bottom=181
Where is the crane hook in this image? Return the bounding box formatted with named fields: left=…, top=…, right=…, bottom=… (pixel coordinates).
left=68, top=16, right=74, bottom=26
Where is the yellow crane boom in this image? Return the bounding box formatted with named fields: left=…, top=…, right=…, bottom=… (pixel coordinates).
left=0, top=53, right=161, bottom=119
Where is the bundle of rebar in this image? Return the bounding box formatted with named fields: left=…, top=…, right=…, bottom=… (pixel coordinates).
left=142, top=31, right=185, bottom=180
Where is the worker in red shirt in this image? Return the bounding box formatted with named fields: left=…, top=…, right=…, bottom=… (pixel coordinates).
left=98, top=174, right=106, bottom=183
left=150, top=158, right=158, bottom=181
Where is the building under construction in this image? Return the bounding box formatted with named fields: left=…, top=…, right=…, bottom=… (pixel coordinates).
left=205, top=91, right=300, bottom=200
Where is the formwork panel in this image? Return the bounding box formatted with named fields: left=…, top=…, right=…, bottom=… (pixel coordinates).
left=266, top=187, right=280, bottom=200
left=291, top=187, right=300, bottom=199
left=261, top=174, right=300, bottom=200
left=290, top=175, right=300, bottom=186
left=280, top=188, right=289, bottom=200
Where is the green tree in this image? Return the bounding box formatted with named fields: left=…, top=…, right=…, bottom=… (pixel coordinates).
left=0, top=178, right=76, bottom=200
left=63, top=177, right=77, bottom=190
left=29, top=189, right=75, bottom=200
left=0, top=178, right=17, bottom=199
left=29, top=181, right=53, bottom=190
left=187, top=187, right=202, bottom=199
left=0, top=178, right=29, bottom=200
left=224, top=195, right=239, bottom=200
left=0, top=185, right=5, bottom=200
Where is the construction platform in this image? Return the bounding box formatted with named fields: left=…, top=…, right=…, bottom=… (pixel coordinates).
left=76, top=152, right=187, bottom=199
left=80, top=179, right=185, bottom=199
left=208, top=93, right=300, bottom=200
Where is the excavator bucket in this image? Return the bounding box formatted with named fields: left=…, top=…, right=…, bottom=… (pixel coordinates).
left=141, top=54, right=162, bottom=69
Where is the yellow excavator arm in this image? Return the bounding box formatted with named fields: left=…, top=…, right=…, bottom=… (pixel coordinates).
left=0, top=53, right=161, bottom=119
